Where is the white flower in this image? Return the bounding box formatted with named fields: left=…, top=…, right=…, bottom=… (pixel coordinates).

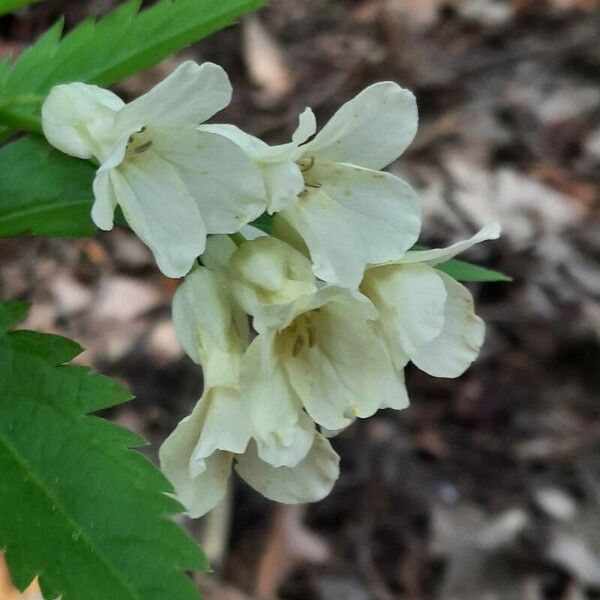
left=227, top=237, right=408, bottom=456
left=42, top=61, right=265, bottom=278
left=159, top=387, right=340, bottom=517
left=161, top=265, right=339, bottom=517
left=360, top=223, right=501, bottom=377
left=203, top=108, right=317, bottom=214
left=203, top=82, right=422, bottom=288
left=171, top=262, right=248, bottom=388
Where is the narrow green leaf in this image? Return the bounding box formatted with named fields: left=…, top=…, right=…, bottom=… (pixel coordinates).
left=250, top=213, right=273, bottom=235
left=435, top=258, right=512, bottom=282
left=0, top=0, right=44, bottom=17
left=0, top=302, right=207, bottom=600
left=0, top=136, right=96, bottom=238
left=0, top=0, right=265, bottom=132
left=409, top=242, right=510, bottom=282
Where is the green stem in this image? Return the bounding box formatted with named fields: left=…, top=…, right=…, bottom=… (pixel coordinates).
left=0, top=108, right=42, bottom=135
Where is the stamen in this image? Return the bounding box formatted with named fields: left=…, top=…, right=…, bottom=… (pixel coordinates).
left=134, top=141, right=153, bottom=154
left=292, top=335, right=304, bottom=357
left=300, top=156, right=315, bottom=172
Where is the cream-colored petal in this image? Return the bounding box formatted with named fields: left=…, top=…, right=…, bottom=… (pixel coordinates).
left=320, top=425, right=351, bottom=438
left=200, top=236, right=266, bottom=347
left=97, top=132, right=130, bottom=172
left=260, top=160, right=305, bottom=213
left=411, top=272, right=485, bottom=378
left=281, top=162, right=421, bottom=288
left=115, top=61, right=231, bottom=132
left=182, top=451, right=233, bottom=518
left=42, top=82, right=123, bottom=160
left=202, top=123, right=304, bottom=212
left=380, top=365, right=410, bottom=411
left=109, top=153, right=206, bottom=278
left=401, top=222, right=501, bottom=266
left=285, top=292, right=404, bottom=430
left=229, top=237, right=316, bottom=330
left=201, top=108, right=316, bottom=162
left=201, top=234, right=239, bottom=272
left=151, top=128, right=265, bottom=233
left=202, top=108, right=315, bottom=213
left=235, top=434, right=340, bottom=504
left=272, top=213, right=311, bottom=256
left=241, top=331, right=315, bottom=468
left=291, top=107, right=317, bottom=146
left=199, top=123, right=278, bottom=160
left=159, top=400, right=233, bottom=518
left=361, top=263, right=447, bottom=363
left=192, top=387, right=251, bottom=459
left=279, top=189, right=366, bottom=289
left=314, top=162, right=421, bottom=264
left=255, top=410, right=316, bottom=470
left=91, top=170, right=117, bottom=231
left=172, top=267, right=247, bottom=386
left=239, top=224, right=268, bottom=240
left=300, top=82, right=418, bottom=170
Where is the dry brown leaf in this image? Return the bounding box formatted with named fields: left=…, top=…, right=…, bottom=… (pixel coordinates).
left=384, top=0, right=443, bottom=29
left=514, top=0, right=600, bottom=11
left=254, top=505, right=329, bottom=599
left=242, top=15, right=294, bottom=108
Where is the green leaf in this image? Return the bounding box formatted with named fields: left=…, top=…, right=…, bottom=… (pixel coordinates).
left=0, top=0, right=44, bottom=17
left=249, top=212, right=273, bottom=235
left=436, top=258, right=511, bottom=282
left=409, top=242, right=510, bottom=282
left=0, top=136, right=96, bottom=238
left=0, top=300, right=29, bottom=332
left=0, top=302, right=207, bottom=600
left=0, top=0, right=265, bottom=133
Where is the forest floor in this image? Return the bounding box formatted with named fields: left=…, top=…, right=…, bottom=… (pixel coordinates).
left=1, top=1, right=600, bottom=598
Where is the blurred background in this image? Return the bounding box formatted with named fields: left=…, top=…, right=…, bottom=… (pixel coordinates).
left=1, top=0, right=600, bottom=598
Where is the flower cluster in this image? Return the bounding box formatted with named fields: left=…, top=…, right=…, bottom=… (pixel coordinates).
left=42, top=61, right=500, bottom=517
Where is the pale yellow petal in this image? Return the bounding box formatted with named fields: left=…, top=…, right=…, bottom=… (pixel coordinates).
left=241, top=331, right=315, bottom=468
left=235, top=434, right=340, bottom=504
left=172, top=267, right=247, bottom=386
left=400, top=223, right=501, bottom=266
left=411, top=272, right=485, bottom=377
left=42, top=82, right=123, bottom=161
left=300, top=82, right=418, bottom=170
left=159, top=399, right=233, bottom=518
left=361, top=262, right=447, bottom=362
left=229, top=237, right=316, bottom=331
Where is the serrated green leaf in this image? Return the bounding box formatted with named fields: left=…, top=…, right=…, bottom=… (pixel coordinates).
left=6, top=330, right=83, bottom=365
left=0, top=0, right=265, bottom=133
left=0, top=302, right=207, bottom=600
left=0, top=0, right=44, bottom=17
left=435, top=258, right=511, bottom=282
left=0, top=300, right=29, bottom=331
left=0, top=136, right=96, bottom=238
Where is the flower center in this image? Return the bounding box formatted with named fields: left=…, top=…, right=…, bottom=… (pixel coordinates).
left=296, top=156, right=321, bottom=197
left=278, top=311, right=319, bottom=358
left=126, top=127, right=154, bottom=157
